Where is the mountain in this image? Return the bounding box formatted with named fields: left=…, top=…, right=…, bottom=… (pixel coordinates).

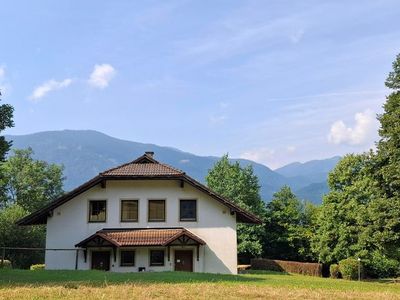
left=274, top=157, right=341, bottom=203
left=275, top=157, right=341, bottom=182
left=5, top=130, right=339, bottom=204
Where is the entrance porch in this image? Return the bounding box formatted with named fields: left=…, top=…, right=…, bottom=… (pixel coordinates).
left=75, top=228, right=206, bottom=272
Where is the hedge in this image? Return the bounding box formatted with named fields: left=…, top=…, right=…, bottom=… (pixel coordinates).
left=251, top=258, right=322, bottom=277
left=329, top=263, right=340, bottom=278
left=339, top=258, right=362, bottom=280
left=30, top=264, right=45, bottom=271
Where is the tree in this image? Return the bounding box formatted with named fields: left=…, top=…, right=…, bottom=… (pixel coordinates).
left=374, top=54, right=400, bottom=199
left=206, top=154, right=266, bottom=260
left=0, top=90, right=14, bottom=161
left=0, top=148, right=65, bottom=212
left=263, top=186, right=318, bottom=261
left=312, top=153, right=376, bottom=264
left=0, top=204, right=45, bottom=268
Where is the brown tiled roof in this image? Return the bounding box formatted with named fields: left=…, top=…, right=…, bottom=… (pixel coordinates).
left=75, top=228, right=206, bottom=247
left=101, top=161, right=183, bottom=177
left=17, top=153, right=263, bottom=226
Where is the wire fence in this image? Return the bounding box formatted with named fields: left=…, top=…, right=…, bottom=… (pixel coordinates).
left=0, top=246, right=83, bottom=269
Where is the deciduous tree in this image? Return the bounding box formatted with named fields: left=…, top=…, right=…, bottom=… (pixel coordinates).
left=206, top=154, right=266, bottom=260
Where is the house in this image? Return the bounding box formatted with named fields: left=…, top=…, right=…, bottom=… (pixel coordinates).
left=17, top=152, right=261, bottom=274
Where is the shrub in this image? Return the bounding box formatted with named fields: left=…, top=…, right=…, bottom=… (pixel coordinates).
left=251, top=258, right=322, bottom=277
left=339, top=258, right=361, bottom=280
left=30, top=264, right=45, bottom=271
left=329, top=264, right=340, bottom=278
left=366, top=251, right=400, bottom=278
left=0, top=259, right=12, bottom=269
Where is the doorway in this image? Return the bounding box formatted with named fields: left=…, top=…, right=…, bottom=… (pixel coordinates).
left=91, top=251, right=110, bottom=271
left=174, top=250, right=193, bottom=272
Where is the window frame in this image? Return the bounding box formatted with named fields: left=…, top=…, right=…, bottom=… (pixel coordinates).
left=179, top=199, right=197, bottom=222
left=149, top=249, right=165, bottom=266
left=148, top=199, right=166, bottom=222
left=120, top=250, right=135, bottom=267
left=88, top=200, right=107, bottom=223
left=120, top=199, right=139, bottom=223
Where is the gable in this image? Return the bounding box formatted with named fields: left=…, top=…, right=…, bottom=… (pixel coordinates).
left=16, top=153, right=262, bottom=225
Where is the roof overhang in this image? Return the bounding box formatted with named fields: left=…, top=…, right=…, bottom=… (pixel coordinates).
left=75, top=228, right=206, bottom=248
left=16, top=167, right=262, bottom=226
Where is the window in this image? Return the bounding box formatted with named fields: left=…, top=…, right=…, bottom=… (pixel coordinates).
left=120, top=250, right=135, bottom=266
left=180, top=200, right=197, bottom=221
left=150, top=250, right=165, bottom=266
left=88, top=200, right=106, bottom=222
left=148, top=200, right=165, bottom=222
left=121, top=200, right=138, bottom=222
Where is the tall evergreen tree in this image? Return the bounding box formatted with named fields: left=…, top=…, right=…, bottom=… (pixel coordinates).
left=375, top=53, right=400, bottom=199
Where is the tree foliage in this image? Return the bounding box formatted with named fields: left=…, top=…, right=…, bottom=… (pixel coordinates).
left=263, top=186, right=318, bottom=261
left=0, top=90, right=14, bottom=162
left=0, top=148, right=65, bottom=212
left=206, top=154, right=266, bottom=259
left=313, top=53, right=400, bottom=277
left=0, top=204, right=45, bottom=268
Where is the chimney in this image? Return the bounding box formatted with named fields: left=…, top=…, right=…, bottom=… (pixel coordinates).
left=145, top=151, right=154, bottom=158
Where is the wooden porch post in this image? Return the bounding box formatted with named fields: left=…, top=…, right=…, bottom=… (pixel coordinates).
left=75, top=249, right=79, bottom=270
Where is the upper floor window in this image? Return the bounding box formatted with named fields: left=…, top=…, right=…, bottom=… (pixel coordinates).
left=148, top=200, right=165, bottom=222
left=121, top=200, right=138, bottom=222
left=89, top=200, right=106, bottom=222
left=180, top=199, right=197, bottom=221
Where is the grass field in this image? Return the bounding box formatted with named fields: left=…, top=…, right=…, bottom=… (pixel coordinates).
left=0, top=269, right=399, bottom=299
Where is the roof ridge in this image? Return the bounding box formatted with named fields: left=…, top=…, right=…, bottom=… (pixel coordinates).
left=99, top=153, right=162, bottom=176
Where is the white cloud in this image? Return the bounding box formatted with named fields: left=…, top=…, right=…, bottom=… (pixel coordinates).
left=88, top=64, right=116, bottom=89
left=179, top=159, right=190, bottom=164
left=240, top=147, right=275, bottom=164
left=29, top=78, right=72, bottom=102
left=289, top=29, right=305, bottom=43
left=328, top=109, right=377, bottom=145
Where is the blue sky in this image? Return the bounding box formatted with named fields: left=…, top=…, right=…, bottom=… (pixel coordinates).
left=1, top=1, right=399, bottom=168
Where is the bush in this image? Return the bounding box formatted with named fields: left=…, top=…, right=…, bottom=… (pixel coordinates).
left=30, top=264, right=45, bottom=271
left=0, top=259, right=12, bottom=269
left=339, top=258, right=361, bottom=280
left=366, top=251, right=400, bottom=278
left=329, top=263, right=340, bottom=278
left=251, top=258, right=322, bottom=277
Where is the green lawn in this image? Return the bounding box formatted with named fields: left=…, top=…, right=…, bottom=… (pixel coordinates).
left=0, top=269, right=399, bottom=299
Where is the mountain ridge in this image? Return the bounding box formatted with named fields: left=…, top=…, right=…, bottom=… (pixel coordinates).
left=5, top=130, right=339, bottom=204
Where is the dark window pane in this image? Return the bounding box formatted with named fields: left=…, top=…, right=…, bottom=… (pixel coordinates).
left=180, top=200, right=196, bottom=221
left=120, top=250, right=135, bottom=266
left=89, top=200, right=106, bottom=222
left=148, top=200, right=165, bottom=222
left=150, top=250, right=165, bottom=266
left=121, top=200, right=138, bottom=222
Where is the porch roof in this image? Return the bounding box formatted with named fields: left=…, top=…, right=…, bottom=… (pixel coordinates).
left=75, top=227, right=206, bottom=248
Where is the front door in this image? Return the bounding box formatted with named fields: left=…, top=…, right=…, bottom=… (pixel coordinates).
left=175, top=250, right=193, bottom=272
left=91, top=251, right=110, bottom=271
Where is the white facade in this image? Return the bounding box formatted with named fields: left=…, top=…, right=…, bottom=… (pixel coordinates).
left=45, top=180, right=238, bottom=274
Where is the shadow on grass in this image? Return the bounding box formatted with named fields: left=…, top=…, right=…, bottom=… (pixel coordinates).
left=0, top=269, right=265, bottom=287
